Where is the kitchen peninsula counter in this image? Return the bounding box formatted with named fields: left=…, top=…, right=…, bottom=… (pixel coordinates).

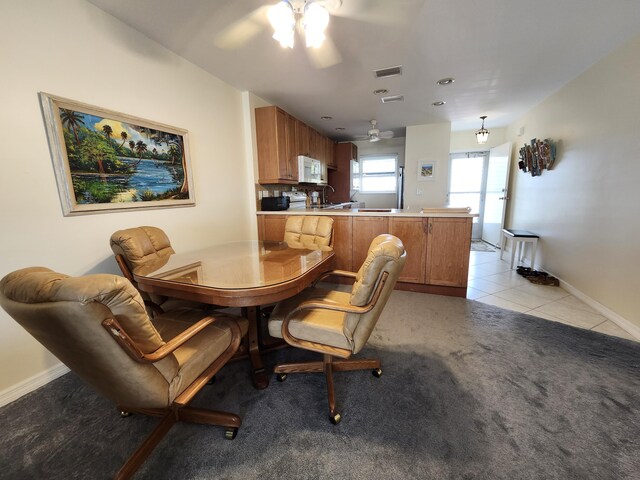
left=256, top=208, right=475, bottom=297
left=257, top=207, right=475, bottom=218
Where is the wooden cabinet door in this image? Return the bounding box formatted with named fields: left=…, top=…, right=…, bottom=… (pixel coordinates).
left=259, top=215, right=288, bottom=242
left=326, top=137, right=336, bottom=169
left=274, top=108, right=289, bottom=181
left=296, top=120, right=309, bottom=157
left=284, top=112, right=297, bottom=181
left=425, top=217, right=472, bottom=287
left=352, top=216, right=389, bottom=270
left=329, top=215, right=353, bottom=271
left=390, top=217, right=426, bottom=283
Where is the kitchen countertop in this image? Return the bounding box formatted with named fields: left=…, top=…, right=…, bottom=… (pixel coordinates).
left=257, top=207, right=477, bottom=218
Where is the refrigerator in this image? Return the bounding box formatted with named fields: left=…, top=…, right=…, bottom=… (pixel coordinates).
left=396, top=166, right=405, bottom=209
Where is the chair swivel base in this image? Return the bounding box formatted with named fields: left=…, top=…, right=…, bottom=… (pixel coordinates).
left=274, top=354, right=382, bottom=424
left=115, top=405, right=241, bottom=480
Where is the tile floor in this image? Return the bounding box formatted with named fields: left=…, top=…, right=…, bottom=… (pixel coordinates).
left=467, top=244, right=638, bottom=342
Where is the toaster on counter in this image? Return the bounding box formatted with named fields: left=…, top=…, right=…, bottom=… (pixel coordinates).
left=261, top=196, right=290, bottom=211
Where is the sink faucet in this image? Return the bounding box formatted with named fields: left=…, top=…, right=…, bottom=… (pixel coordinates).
left=322, top=184, right=335, bottom=204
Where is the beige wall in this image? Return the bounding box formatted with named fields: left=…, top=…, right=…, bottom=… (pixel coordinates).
left=404, top=122, right=452, bottom=211
left=352, top=137, right=406, bottom=208
left=505, top=32, right=640, bottom=333
left=0, top=0, right=253, bottom=400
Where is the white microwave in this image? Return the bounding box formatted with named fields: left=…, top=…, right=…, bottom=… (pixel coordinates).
left=298, top=155, right=322, bottom=184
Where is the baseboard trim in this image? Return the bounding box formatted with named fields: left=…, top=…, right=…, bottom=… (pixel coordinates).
left=0, top=363, right=69, bottom=408
left=555, top=279, right=640, bottom=341
left=505, top=247, right=639, bottom=340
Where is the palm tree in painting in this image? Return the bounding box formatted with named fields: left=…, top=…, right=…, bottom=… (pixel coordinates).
left=128, top=140, right=135, bottom=157
left=134, top=140, right=148, bottom=162
left=168, top=144, right=179, bottom=165
left=102, top=124, right=113, bottom=145
left=119, top=131, right=128, bottom=149
left=60, top=109, right=85, bottom=145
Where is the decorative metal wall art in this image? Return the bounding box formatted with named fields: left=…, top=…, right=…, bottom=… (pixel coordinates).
left=518, top=138, right=556, bottom=177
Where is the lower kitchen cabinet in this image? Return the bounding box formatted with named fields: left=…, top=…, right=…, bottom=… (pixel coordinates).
left=329, top=216, right=352, bottom=271
left=257, top=213, right=472, bottom=296
left=257, top=214, right=287, bottom=242
left=352, top=216, right=389, bottom=269
left=389, top=217, right=427, bottom=283
left=425, top=217, right=472, bottom=287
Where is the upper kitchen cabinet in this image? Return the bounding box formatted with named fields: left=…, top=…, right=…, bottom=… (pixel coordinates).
left=325, top=136, right=336, bottom=169
left=328, top=142, right=358, bottom=202
left=255, top=106, right=298, bottom=184
left=296, top=120, right=310, bottom=157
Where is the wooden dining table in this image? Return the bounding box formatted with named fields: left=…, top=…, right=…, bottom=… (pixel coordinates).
left=132, top=240, right=335, bottom=389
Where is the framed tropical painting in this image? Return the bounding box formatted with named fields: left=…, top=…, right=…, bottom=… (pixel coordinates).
left=39, top=93, right=195, bottom=216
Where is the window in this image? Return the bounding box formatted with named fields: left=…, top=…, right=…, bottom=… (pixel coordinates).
left=358, top=155, right=398, bottom=193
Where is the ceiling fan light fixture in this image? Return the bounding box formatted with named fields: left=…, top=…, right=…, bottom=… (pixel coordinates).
left=269, top=1, right=296, bottom=48
left=303, top=1, right=330, bottom=48
left=475, top=116, right=490, bottom=144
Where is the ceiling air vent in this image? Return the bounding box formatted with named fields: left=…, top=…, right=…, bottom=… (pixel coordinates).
left=380, top=95, right=404, bottom=103
left=373, top=65, right=403, bottom=79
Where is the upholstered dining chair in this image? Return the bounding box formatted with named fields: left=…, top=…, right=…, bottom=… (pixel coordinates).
left=0, top=267, right=248, bottom=480
left=283, top=216, right=334, bottom=251
left=110, top=226, right=207, bottom=315
left=268, top=234, right=406, bottom=424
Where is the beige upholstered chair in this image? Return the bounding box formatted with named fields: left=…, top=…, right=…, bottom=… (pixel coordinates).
left=0, top=267, right=248, bottom=480
left=268, top=234, right=406, bottom=424
left=283, top=216, right=334, bottom=251
left=110, top=226, right=207, bottom=315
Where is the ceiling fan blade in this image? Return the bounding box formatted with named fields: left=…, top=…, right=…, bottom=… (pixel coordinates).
left=305, top=34, right=342, bottom=69
left=379, top=130, right=394, bottom=139
left=213, top=5, right=270, bottom=50
left=331, top=0, right=415, bottom=26
left=369, top=136, right=381, bottom=142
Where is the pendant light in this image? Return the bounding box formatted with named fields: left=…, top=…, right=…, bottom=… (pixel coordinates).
left=475, top=116, right=489, bottom=144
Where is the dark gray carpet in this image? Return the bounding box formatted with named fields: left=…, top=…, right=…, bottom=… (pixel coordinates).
left=1, top=291, right=639, bottom=479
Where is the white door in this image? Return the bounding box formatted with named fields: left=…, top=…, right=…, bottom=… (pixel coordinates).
left=448, top=152, right=488, bottom=239
left=481, top=142, right=512, bottom=246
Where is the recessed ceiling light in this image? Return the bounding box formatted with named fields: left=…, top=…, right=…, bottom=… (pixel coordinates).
left=436, top=77, right=455, bottom=85
left=320, top=116, right=333, bottom=120
left=373, top=89, right=389, bottom=96
left=432, top=101, right=446, bottom=106
left=335, top=127, right=345, bottom=131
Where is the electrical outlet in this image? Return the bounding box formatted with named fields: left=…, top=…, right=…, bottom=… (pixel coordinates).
left=262, top=190, right=269, bottom=198
left=273, top=190, right=280, bottom=197
left=258, top=191, right=263, bottom=200
left=416, top=188, right=423, bottom=195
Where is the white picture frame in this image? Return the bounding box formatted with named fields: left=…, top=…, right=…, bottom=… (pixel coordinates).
left=417, top=161, right=436, bottom=181
left=39, top=92, right=195, bottom=216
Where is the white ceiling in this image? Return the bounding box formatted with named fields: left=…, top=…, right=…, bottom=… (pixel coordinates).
left=87, top=0, right=640, bottom=141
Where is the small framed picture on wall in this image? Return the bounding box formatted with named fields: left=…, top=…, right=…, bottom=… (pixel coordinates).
left=417, top=161, right=436, bottom=181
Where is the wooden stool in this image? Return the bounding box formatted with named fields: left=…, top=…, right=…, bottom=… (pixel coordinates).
left=500, top=229, right=539, bottom=269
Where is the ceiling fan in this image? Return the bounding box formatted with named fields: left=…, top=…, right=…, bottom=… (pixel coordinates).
left=213, top=0, right=410, bottom=69
left=356, top=120, right=394, bottom=142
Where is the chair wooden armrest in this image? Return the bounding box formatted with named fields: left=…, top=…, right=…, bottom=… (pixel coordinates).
left=314, top=269, right=357, bottom=285
left=281, top=272, right=389, bottom=358
left=103, top=314, right=221, bottom=363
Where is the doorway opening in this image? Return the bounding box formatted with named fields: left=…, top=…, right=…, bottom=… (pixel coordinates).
left=448, top=151, right=488, bottom=240
left=448, top=143, right=512, bottom=245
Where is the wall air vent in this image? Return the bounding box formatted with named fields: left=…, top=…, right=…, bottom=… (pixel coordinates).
left=373, top=65, right=403, bottom=79
left=380, top=95, right=404, bottom=103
